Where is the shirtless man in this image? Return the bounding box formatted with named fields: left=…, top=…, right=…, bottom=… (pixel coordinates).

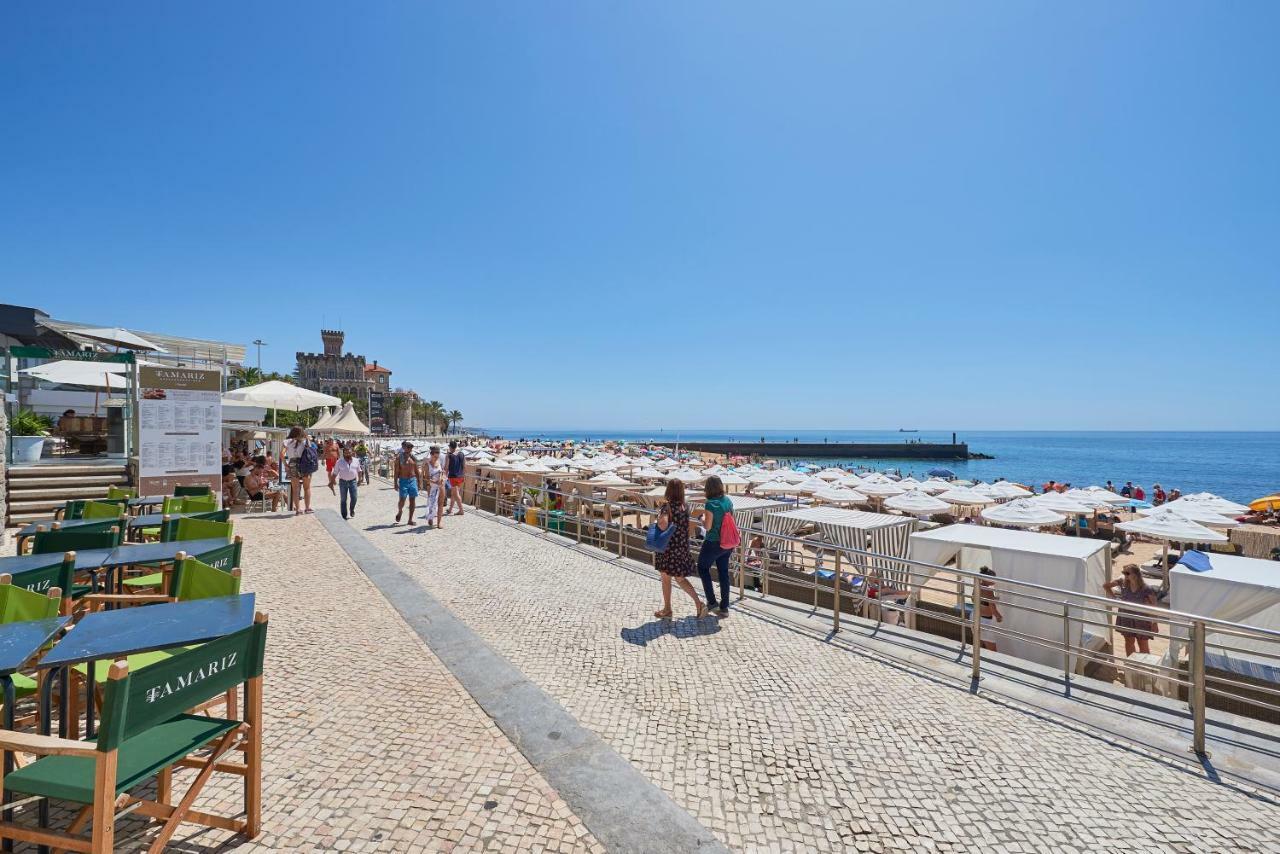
left=394, top=441, right=422, bottom=524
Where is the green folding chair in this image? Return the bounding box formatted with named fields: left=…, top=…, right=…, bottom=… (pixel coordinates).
left=0, top=615, right=268, bottom=853
left=55, top=497, right=127, bottom=521
left=106, top=485, right=137, bottom=500
left=31, top=526, right=123, bottom=555
left=163, top=517, right=233, bottom=544
left=4, top=551, right=81, bottom=614
left=179, top=495, right=218, bottom=514
left=122, top=536, right=242, bottom=594
left=81, top=500, right=126, bottom=521
left=173, top=484, right=214, bottom=497
left=0, top=573, right=64, bottom=705
left=156, top=509, right=230, bottom=542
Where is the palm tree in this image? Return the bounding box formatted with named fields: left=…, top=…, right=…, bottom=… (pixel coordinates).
left=447, top=409, right=463, bottom=433
left=425, top=400, right=446, bottom=436
left=389, top=393, right=409, bottom=434
left=233, top=366, right=263, bottom=389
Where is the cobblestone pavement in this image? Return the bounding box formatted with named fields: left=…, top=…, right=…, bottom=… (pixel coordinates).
left=347, top=482, right=1280, bottom=853
left=4, top=508, right=602, bottom=853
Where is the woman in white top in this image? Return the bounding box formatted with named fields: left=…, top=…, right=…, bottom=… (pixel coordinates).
left=423, top=446, right=445, bottom=529
left=284, top=426, right=313, bottom=515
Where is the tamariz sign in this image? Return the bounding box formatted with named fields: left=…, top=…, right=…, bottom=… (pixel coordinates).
left=136, top=366, right=222, bottom=498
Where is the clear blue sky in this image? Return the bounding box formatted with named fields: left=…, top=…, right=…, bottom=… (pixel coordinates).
left=3, top=3, right=1277, bottom=431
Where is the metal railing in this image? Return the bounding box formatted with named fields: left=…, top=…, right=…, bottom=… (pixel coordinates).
left=380, top=463, right=1280, bottom=755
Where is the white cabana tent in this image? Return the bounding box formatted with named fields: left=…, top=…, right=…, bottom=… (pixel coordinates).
left=310, top=407, right=336, bottom=431
left=326, top=402, right=370, bottom=435
left=766, top=507, right=918, bottom=582
left=908, top=525, right=1111, bottom=670
left=1168, top=552, right=1280, bottom=684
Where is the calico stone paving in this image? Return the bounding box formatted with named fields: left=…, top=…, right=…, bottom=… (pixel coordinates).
left=4, top=507, right=602, bottom=853
left=346, top=481, right=1280, bottom=854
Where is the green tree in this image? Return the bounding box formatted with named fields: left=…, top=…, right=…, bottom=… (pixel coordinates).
left=447, top=409, right=463, bottom=433
left=425, top=400, right=446, bottom=435
left=232, top=366, right=263, bottom=389
left=389, top=392, right=410, bottom=434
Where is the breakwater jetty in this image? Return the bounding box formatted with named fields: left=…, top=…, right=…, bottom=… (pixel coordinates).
left=675, top=441, right=974, bottom=460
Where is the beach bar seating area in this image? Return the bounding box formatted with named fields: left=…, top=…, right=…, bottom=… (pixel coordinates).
left=0, top=476, right=268, bottom=852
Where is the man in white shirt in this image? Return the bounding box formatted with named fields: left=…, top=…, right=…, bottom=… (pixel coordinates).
left=331, top=445, right=362, bottom=520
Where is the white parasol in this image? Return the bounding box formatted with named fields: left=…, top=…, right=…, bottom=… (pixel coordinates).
left=884, top=490, right=950, bottom=516
left=937, top=487, right=996, bottom=506
left=981, top=499, right=1066, bottom=528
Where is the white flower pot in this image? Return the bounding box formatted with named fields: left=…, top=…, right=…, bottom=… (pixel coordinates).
left=12, top=436, right=46, bottom=463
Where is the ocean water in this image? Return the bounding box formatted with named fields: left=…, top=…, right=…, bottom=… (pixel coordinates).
left=484, top=429, right=1280, bottom=503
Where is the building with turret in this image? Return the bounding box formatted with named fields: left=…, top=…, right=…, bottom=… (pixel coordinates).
left=295, top=330, right=392, bottom=429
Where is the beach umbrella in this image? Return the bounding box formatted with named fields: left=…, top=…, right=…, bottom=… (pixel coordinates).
left=1138, top=505, right=1239, bottom=528
left=938, top=487, right=995, bottom=506
left=981, top=499, right=1066, bottom=528
left=1166, top=493, right=1250, bottom=516
left=860, top=473, right=895, bottom=486
left=755, top=480, right=796, bottom=495
left=896, top=477, right=923, bottom=490
left=1031, top=493, right=1094, bottom=514
left=884, top=489, right=950, bottom=516
left=671, top=468, right=703, bottom=483
left=654, top=458, right=679, bottom=470
left=813, top=487, right=868, bottom=505
left=928, top=468, right=955, bottom=479
left=1118, top=511, right=1228, bottom=576
left=223, top=380, right=340, bottom=426
left=69, top=326, right=166, bottom=352
left=792, top=478, right=828, bottom=495
left=521, top=460, right=554, bottom=473
left=778, top=470, right=808, bottom=484
left=986, top=482, right=1033, bottom=499
left=816, top=469, right=845, bottom=481
left=837, top=474, right=866, bottom=488
left=486, top=458, right=513, bottom=469
left=1076, top=486, right=1128, bottom=505
left=1249, top=494, right=1280, bottom=513
left=632, top=466, right=666, bottom=480
left=747, top=471, right=778, bottom=485
left=859, top=481, right=907, bottom=498
left=20, top=360, right=129, bottom=390
left=951, top=479, right=974, bottom=487
left=588, top=471, right=632, bottom=486
left=718, top=473, right=749, bottom=486
left=917, top=478, right=952, bottom=495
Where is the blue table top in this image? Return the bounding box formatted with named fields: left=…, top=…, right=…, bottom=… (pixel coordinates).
left=0, top=549, right=116, bottom=574
left=0, top=617, right=71, bottom=674
left=126, top=496, right=167, bottom=507
left=39, top=594, right=256, bottom=667
left=102, top=538, right=232, bottom=568
left=126, top=511, right=205, bottom=529
left=14, top=517, right=116, bottom=537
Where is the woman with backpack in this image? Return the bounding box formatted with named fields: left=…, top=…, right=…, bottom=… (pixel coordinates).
left=653, top=479, right=707, bottom=619
left=284, top=426, right=316, bottom=515
left=697, top=475, right=738, bottom=617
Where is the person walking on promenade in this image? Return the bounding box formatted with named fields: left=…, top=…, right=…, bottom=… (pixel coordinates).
left=332, top=444, right=362, bottom=519
left=446, top=440, right=466, bottom=516
left=423, top=446, right=445, bottom=529
left=284, top=426, right=316, bottom=515
left=697, top=475, right=735, bottom=617
left=653, top=479, right=707, bottom=619
left=323, top=437, right=339, bottom=479
left=394, top=441, right=421, bottom=525
left=1105, top=564, right=1159, bottom=656
left=355, top=440, right=371, bottom=485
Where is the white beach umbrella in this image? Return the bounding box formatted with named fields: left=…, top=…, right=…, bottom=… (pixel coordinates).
left=860, top=473, right=895, bottom=486
left=917, top=478, right=953, bottom=495
left=718, top=473, right=749, bottom=486
left=937, top=487, right=996, bottom=506
left=951, top=479, right=974, bottom=487
left=884, top=490, right=950, bottom=515
left=1076, top=486, right=1129, bottom=505
left=1165, top=493, right=1250, bottom=516
left=588, top=472, right=632, bottom=486
left=981, top=499, right=1066, bottom=528
left=1031, top=493, right=1094, bottom=514
left=837, top=474, right=866, bottom=488
left=521, top=460, right=554, bottom=473
left=859, top=481, right=907, bottom=498
left=223, top=380, right=340, bottom=414
left=654, top=458, right=680, bottom=470
left=778, top=470, right=808, bottom=484
left=755, top=480, right=797, bottom=495
left=1062, top=488, right=1118, bottom=508
left=671, top=468, right=703, bottom=483
left=813, top=487, right=869, bottom=505
left=895, top=477, right=923, bottom=490
left=748, top=471, right=780, bottom=485
left=486, top=458, right=513, bottom=469
left=21, top=360, right=129, bottom=390
left=1138, top=505, right=1239, bottom=528
left=1118, top=513, right=1228, bottom=542
left=70, top=326, right=167, bottom=352
left=816, top=469, right=845, bottom=481
left=632, top=466, right=666, bottom=480
left=986, top=482, right=1033, bottom=500
left=793, top=477, right=829, bottom=494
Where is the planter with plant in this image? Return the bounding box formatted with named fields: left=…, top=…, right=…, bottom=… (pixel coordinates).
left=10, top=409, right=53, bottom=463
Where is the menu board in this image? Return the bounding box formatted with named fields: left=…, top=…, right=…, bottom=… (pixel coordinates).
left=137, top=367, right=222, bottom=497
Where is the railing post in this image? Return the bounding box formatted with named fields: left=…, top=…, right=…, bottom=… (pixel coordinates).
left=1191, top=619, right=1207, bottom=755
left=737, top=521, right=747, bottom=602
left=575, top=492, right=583, bottom=544
left=970, top=575, right=982, bottom=682
left=1062, top=602, right=1071, bottom=684
left=617, top=504, right=625, bottom=559
left=833, top=551, right=842, bottom=634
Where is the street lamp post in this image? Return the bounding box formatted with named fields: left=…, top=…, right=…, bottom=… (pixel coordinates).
left=252, top=339, right=267, bottom=371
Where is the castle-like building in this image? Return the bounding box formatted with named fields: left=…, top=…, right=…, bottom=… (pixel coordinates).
left=295, top=330, right=392, bottom=429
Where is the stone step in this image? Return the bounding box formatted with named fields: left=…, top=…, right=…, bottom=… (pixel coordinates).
left=7, top=488, right=114, bottom=507
left=6, top=475, right=128, bottom=489
left=8, top=465, right=128, bottom=478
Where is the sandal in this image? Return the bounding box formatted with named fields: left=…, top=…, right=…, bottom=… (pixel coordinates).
left=695, top=603, right=708, bottom=619
left=654, top=608, right=673, bottom=619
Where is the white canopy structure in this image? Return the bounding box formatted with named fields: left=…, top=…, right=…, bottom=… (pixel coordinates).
left=884, top=490, right=950, bottom=516
left=908, top=525, right=1111, bottom=670
left=1117, top=513, right=1228, bottom=543
left=859, top=481, right=907, bottom=498
left=326, top=402, right=370, bottom=435
left=1031, top=493, right=1094, bottom=514
left=980, top=499, right=1066, bottom=529
left=813, top=487, right=869, bottom=506
left=309, top=407, right=336, bottom=431
left=766, top=507, right=918, bottom=577
left=1163, top=493, right=1250, bottom=517
left=755, top=480, right=798, bottom=495
left=587, top=472, right=632, bottom=486
left=1169, top=553, right=1280, bottom=683
left=985, top=482, right=1033, bottom=500
left=1137, top=505, right=1239, bottom=528
left=917, top=478, right=953, bottom=495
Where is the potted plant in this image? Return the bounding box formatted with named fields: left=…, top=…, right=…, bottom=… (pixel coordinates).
left=10, top=409, right=53, bottom=463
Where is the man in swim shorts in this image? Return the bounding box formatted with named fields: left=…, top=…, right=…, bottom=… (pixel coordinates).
left=394, top=441, right=422, bottom=524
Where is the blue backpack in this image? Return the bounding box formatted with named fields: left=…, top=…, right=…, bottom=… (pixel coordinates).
left=297, top=442, right=320, bottom=475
